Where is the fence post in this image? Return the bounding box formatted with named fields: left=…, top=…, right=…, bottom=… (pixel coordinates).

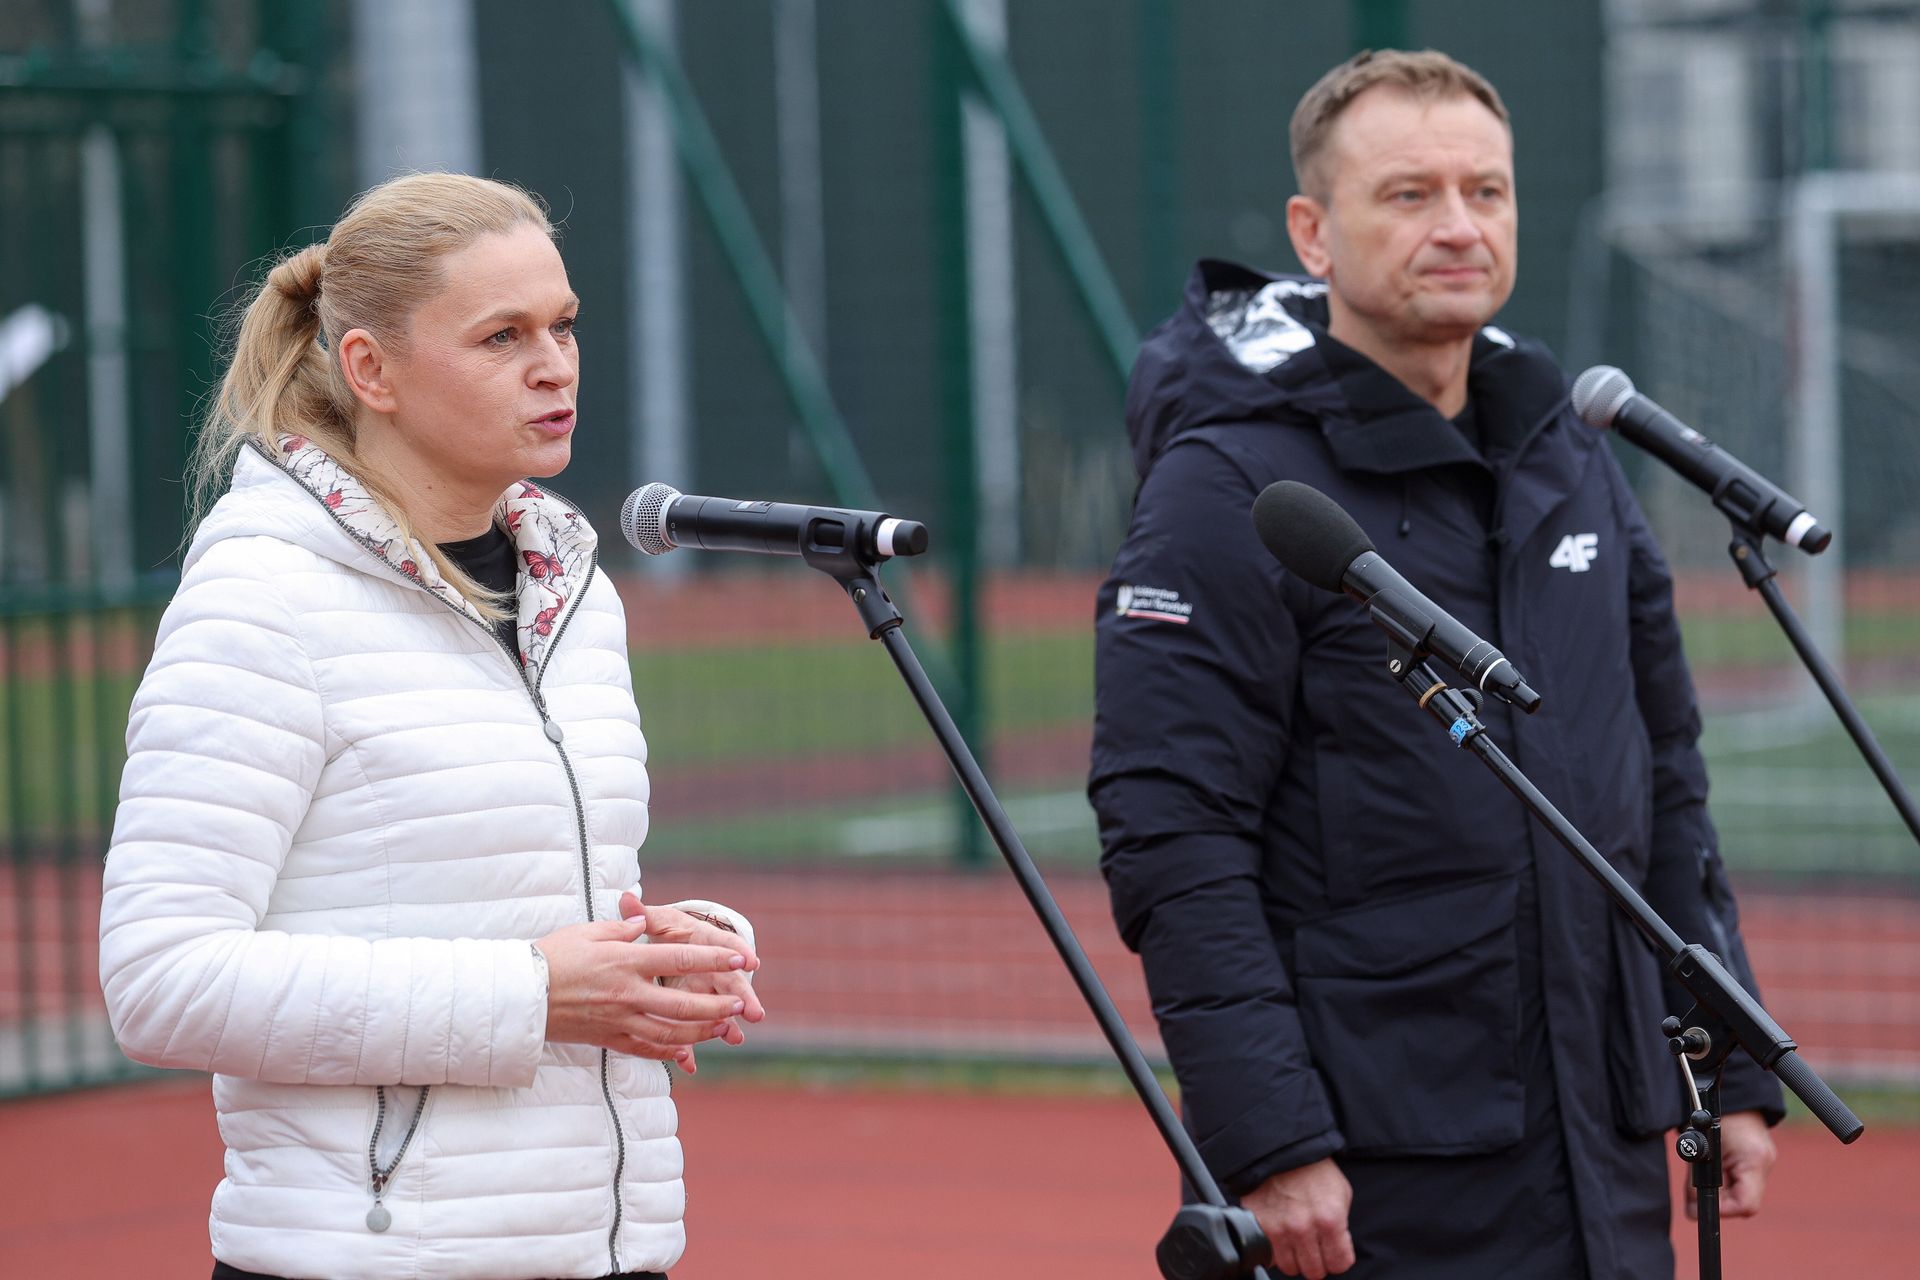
left=931, top=5, right=986, bottom=867
left=163, top=0, right=216, bottom=569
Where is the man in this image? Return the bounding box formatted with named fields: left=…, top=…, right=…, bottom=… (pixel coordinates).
left=1090, top=50, right=1782, bottom=1279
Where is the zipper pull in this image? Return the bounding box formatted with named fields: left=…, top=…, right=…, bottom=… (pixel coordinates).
left=366, top=1178, right=392, bottom=1233
left=532, top=689, right=565, bottom=743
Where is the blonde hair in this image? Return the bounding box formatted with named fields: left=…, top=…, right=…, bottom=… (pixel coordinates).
left=1289, top=49, right=1510, bottom=202
left=189, top=171, right=556, bottom=619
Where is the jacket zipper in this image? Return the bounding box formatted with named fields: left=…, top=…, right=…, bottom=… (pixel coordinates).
left=279, top=464, right=628, bottom=1268
left=527, top=548, right=630, bottom=1272
left=478, top=549, right=629, bottom=1273
left=1488, top=392, right=1572, bottom=539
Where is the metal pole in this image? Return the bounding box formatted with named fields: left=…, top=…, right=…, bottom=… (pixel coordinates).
left=938, top=0, right=1137, bottom=384
left=1787, top=178, right=1843, bottom=706
left=774, top=0, right=830, bottom=486
left=958, top=0, right=1020, bottom=570
left=932, top=5, right=985, bottom=867
left=1799, top=0, right=1833, bottom=176
left=163, top=0, right=214, bottom=569
left=352, top=0, right=482, bottom=183
left=626, top=0, right=692, bottom=580
left=75, top=0, right=131, bottom=589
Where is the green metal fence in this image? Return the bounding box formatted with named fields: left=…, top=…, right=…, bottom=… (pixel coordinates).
left=3, top=1, right=1915, bottom=1096
left=0, top=0, right=330, bottom=1094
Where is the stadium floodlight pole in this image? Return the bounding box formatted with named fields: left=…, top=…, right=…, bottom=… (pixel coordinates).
left=792, top=525, right=1276, bottom=1280
left=1379, top=647, right=1864, bottom=1280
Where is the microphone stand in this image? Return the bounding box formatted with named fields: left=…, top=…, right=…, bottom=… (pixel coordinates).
left=796, top=526, right=1274, bottom=1280
left=1380, top=643, right=1865, bottom=1280
left=1725, top=524, right=1920, bottom=846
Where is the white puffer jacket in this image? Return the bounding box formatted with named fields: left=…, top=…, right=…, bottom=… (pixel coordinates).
left=100, top=440, right=746, bottom=1279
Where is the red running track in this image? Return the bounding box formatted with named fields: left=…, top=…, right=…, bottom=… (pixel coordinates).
left=0, top=1077, right=1910, bottom=1279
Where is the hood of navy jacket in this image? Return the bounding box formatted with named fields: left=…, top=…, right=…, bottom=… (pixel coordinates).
left=1126, top=259, right=1574, bottom=483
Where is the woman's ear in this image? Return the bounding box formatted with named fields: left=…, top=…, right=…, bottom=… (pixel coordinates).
left=337, top=328, right=399, bottom=415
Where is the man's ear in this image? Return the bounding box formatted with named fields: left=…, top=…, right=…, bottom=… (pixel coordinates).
left=338, top=328, right=398, bottom=415
left=1286, top=194, right=1333, bottom=279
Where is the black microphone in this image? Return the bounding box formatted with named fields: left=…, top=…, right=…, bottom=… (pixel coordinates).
left=1571, top=366, right=1831, bottom=554
left=620, top=483, right=930, bottom=560
left=1251, top=480, right=1543, bottom=713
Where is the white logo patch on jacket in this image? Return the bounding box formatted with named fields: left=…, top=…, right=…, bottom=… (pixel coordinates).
left=1117, top=583, right=1193, bottom=624
left=1549, top=533, right=1600, bottom=573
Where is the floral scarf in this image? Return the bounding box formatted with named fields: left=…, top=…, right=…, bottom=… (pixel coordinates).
left=266, top=435, right=598, bottom=675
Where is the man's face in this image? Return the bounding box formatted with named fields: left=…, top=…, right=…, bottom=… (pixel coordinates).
left=1287, top=87, right=1517, bottom=349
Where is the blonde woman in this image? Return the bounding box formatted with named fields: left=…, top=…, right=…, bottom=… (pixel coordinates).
left=99, top=172, right=764, bottom=1280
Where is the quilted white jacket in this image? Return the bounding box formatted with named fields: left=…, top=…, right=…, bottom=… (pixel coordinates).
left=100, top=440, right=744, bottom=1279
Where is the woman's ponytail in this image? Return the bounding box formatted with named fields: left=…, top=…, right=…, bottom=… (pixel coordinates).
left=187, top=241, right=351, bottom=529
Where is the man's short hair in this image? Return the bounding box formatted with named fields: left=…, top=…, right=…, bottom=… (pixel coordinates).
left=1289, top=49, right=1510, bottom=201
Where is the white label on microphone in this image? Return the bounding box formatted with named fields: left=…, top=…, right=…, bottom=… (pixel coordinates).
left=1116, top=583, right=1193, bottom=625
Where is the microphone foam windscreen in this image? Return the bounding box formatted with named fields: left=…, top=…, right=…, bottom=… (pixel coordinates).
left=1251, top=480, right=1374, bottom=593
left=1570, top=365, right=1635, bottom=430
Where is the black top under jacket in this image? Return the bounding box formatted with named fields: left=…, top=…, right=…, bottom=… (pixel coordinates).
left=1089, top=261, right=1784, bottom=1279
left=440, top=522, right=520, bottom=656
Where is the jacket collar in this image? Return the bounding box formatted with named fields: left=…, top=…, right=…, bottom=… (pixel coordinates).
left=1311, top=326, right=1564, bottom=477
left=259, top=435, right=597, bottom=673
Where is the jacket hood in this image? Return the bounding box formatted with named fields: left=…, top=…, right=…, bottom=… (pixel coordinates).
left=1126, top=259, right=1569, bottom=480
left=189, top=439, right=598, bottom=672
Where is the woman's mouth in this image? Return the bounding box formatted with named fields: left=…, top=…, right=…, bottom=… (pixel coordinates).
left=533, top=410, right=575, bottom=435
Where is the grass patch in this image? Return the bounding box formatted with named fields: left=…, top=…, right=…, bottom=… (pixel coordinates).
left=685, top=1047, right=1178, bottom=1100
left=1702, top=694, right=1920, bottom=877
left=688, top=1050, right=1920, bottom=1126
left=632, top=630, right=1092, bottom=764
left=1681, top=608, right=1920, bottom=667
left=644, top=784, right=1098, bottom=864
left=7, top=602, right=1919, bottom=883
left=1781, top=1080, right=1920, bottom=1127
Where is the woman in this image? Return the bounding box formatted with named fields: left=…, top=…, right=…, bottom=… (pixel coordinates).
left=98, top=172, right=763, bottom=1280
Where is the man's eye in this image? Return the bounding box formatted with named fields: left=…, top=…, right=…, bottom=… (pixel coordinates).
left=1390, top=189, right=1424, bottom=204
left=487, top=328, right=515, bottom=346
left=554, top=317, right=576, bottom=339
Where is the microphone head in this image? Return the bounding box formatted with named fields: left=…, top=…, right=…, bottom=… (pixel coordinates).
left=1251, top=480, right=1375, bottom=593
left=620, top=483, right=680, bottom=556
left=1571, top=365, right=1637, bottom=430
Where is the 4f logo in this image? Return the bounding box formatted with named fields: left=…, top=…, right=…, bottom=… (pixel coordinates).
left=1549, top=533, right=1599, bottom=573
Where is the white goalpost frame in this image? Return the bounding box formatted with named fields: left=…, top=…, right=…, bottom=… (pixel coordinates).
left=1788, top=172, right=1920, bottom=696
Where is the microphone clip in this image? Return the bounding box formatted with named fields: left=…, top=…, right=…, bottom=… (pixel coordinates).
left=795, top=512, right=911, bottom=640
left=1388, top=647, right=1488, bottom=750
